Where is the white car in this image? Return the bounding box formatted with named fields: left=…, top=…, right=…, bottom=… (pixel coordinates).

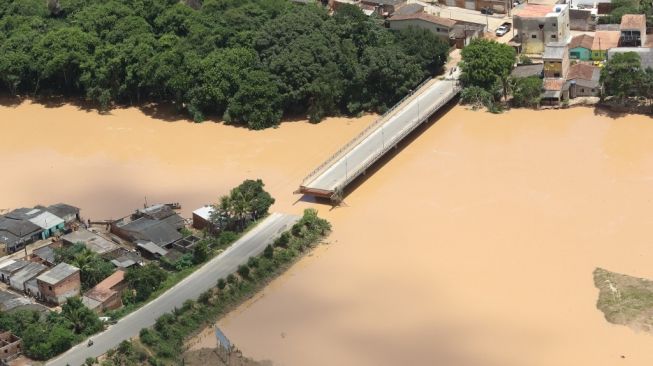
left=495, top=26, right=509, bottom=36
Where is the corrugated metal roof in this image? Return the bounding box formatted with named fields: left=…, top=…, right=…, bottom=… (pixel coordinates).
left=193, top=206, right=214, bottom=221
left=28, top=211, right=64, bottom=230
left=37, top=262, right=79, bottom=285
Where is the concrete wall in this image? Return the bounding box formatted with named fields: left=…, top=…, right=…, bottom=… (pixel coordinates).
left=439, top=0, right=508, bottom=13
left=569, top=47, right=591, bottom=61
left=570, top=83, right=599, bottom=97
left=0, top=331, right=21, bottom=362
left=515, top=7, right=570, bottom=54
left=38, top=271, right=81, bottom=305
left=388, top=18, right=451, bottom=39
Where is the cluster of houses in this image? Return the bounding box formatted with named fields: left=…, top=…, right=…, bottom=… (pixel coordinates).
left=0, top=202, right=219, bottom=314
left=329, top=0, right=488, bottom=48
left=510, top=3, right=651, bottom=104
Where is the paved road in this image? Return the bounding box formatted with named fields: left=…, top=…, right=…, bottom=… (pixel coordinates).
left=47, top=213, right=299, bottom=366
left=302, top=71, right=461, bottom=194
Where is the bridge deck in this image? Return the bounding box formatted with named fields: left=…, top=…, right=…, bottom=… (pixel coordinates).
left=299, top=72, right=461, bottom=200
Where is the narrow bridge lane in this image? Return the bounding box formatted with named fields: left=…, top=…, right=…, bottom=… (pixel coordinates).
left=299, top=70, right=461, bottom=201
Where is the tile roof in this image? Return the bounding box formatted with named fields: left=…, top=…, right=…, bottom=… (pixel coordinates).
left=37, top=262, right=79, bottom=285
left=394, top=3, right=424, bottom=15
left=543, top=78, right=566, bottom=91
left=620, top=14, right=646, bottom=30
left=44, top=203, right=79, bottom=219
left=83, top=270, right=125, bottom=303
left=515, top=4, right=555, bottom=18
left=569, top=34, right=594, bottom=50
left=389, top=13, right=457, bottom=28
left=567, top=63, right=600, bottom=81
left=592, top=31, right=620, bottom=50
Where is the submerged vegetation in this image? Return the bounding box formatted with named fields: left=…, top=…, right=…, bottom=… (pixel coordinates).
left=594, top=267, right=653, bottom=333
left=0, top=0, right=448, bottom=128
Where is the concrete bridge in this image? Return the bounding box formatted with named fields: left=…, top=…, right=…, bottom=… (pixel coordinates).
left=298, top=71, right=462, bottom=202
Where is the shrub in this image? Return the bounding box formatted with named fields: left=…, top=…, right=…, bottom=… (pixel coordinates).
left=460, top=86, right=494, bottom=110
left=263, top=244, right=274, bottom=258
left=217, top=278, right=226, bottom=290
left=237, top=265, right=250, bottom=279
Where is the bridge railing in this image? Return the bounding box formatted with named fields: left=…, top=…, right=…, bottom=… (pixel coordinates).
left=301, top=76, right=434, bottom=186
left=335, top=82, right=462, bottom=194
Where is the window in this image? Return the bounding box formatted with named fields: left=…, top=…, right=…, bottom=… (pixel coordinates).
left=552, top=23, right=557, bottom=27
left=551, top=34, right=557, bottom=39
left=48, top=285, right=52, bottom=290
left=436, top=27, right=440, bottom=32
left=554, top=73, right=560, bottom=77
left=532, top=34, right=537, bottom=38
left=591, top=89, right=596, bottom=92
left=581, top=88, right=585, bottom=93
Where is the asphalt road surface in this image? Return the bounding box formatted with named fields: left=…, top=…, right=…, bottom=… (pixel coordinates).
left=303, top=70, right=461, bottom=193
left=47, top=213, right=299, bottom=366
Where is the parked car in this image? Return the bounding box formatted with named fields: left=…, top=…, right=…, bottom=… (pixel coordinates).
left=496, top=25, right=509, bottom=36
left=495, top=23, right=511, bottom=36
left=480, top=7, right=494, bottom=14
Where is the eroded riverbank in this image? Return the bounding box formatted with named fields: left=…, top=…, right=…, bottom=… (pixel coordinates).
left=3, top=101, right=653, bottom=366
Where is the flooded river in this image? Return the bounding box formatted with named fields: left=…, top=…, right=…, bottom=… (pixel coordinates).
left=3, top=100, right=653, bottom=366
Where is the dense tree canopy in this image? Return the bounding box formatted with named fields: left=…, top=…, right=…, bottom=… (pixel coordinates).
left=0, top=297, right=103, bottom=360
left=0, top=0, right=449, bottom=128
left=460, top=39, right=515, bottom=100
left=212, top=179, right=275, bottom=231
left=599, top=51, right=653, bottom=103
left=511, top=76, right=542, bottom=108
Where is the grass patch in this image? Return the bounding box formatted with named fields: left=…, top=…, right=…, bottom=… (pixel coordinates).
left=594, top=267, right=653, bottom=332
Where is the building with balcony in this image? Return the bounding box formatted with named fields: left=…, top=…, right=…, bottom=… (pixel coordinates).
left=620, top=14, right=646, bottom=47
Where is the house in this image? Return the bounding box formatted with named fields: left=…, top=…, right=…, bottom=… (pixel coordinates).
left=542, top=78, right=569, bottom=105
left=9, top=262, right=47, bottom=293
left=511, top=63, right=544, bottom=78
left=6, top=208, right=65, bottom=239
left=569, top=34, right=594, bottom=60
left=450, top=21, right=487, bottom=49
left=0, top=216, right=42, bottom=254
left=31, top=245, right=56, bottom=266
left=543, top=42, right=569, bottom=78
left=607, top=47, right=653, bottom=69
left=38, top=203, right=80, bottom=225
left=394, top=2, right=423, bottom=15
left=513, top=4, right=571, bottom=54
left=82, top=270, right=126, bottom=313
left=387, top=13, right=457, bottom=39
left=136, top=240, right=168, bottom=259
left=62, top=228, right=119, bottom=255
left=0, top=331, right=22, bottom=363
left=36, top=262, right=80, bottom=305
left=0, top=260, right=28, bottom=283
left=569, top=9, right=594, bottom=31
left=102, top=248, right=142, bottom=268
left=573, top=0, right=612, bottom=14
left=438, top=0, right=511, bottom=14
left=567, top=63, right=601, bottom=97
left=111, top=204, right=185, bottom=247
left=360, top=0, right=405, bottom=16
left=192, top=206, right=215, bottom=231
left=620, top=14, right=646, bottom=47
left=592, top=31, right=620, bottom=60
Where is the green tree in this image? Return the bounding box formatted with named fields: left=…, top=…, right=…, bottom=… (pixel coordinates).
left=223, top=69, right=283, bottom=129
left=125, top=263, right=168, bottom=302
left=600, top=51, right=643, bottom=102
left=192, top=240, right=209, bottom=264
left=61, top=297, right=103, bottom=335
left=461, top=39, right=515, bottom=100
left=511, top=76, right=542, bottom=108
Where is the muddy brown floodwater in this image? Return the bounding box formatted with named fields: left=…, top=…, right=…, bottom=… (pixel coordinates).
left=3, top=101, right=653, bottom=366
